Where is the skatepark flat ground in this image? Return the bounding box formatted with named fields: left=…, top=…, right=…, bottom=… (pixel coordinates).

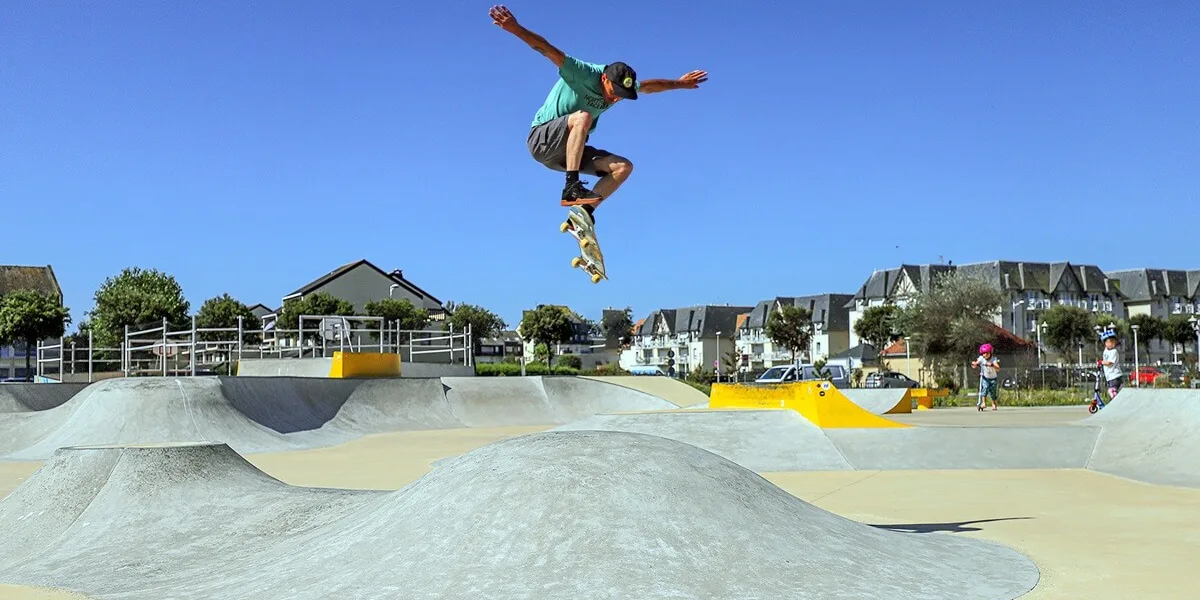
left=1, top=408, right=1196, bottom=600
left=890, top=405, right=1088, bottom=426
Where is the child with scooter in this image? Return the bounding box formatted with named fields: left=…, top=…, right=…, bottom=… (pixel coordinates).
left=972, top=343, right=1001, bottom=411
left=1097, top=327, right=1123, bottom=402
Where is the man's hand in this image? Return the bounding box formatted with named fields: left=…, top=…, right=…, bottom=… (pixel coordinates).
left=677, top=70, right=708, bottom=89
left=489, top=5, right=520, bottom=33
left=639, top=70, right=709, bottom=94
left=488, top=4, right=565, bottom=67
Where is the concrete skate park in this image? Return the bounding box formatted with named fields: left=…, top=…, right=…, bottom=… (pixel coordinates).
left=1, top=361, right=1197, bottom=599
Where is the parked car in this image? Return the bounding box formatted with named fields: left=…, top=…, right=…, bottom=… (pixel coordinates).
left=754, top=364, right=849, bottom=388
left=865, top=371, right=920, bottom=389
left=1132, top=366, right=1164, bottom=386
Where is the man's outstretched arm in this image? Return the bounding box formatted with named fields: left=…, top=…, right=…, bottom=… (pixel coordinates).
left=489, top=5, right=565, bottom=68
left=640, top=70, right=709, bottom=94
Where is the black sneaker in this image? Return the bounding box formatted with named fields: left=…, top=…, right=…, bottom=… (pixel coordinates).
left=560, top=179, right=603, bottom=206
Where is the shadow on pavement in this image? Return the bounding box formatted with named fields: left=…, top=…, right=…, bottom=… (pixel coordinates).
left=869, top=517, right=1034, bottom=534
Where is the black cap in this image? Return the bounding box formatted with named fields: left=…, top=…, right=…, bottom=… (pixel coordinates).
left=603, top=62, right=638, bottom=100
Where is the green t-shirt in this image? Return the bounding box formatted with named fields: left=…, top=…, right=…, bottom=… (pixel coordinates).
left=530, top=56, right=639, bottom=134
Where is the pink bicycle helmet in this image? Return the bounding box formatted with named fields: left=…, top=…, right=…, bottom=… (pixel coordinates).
left=979, top=343, right=993, bottom=354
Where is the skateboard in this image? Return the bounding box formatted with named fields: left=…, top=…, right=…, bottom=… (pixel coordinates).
left=560, top=206, right=607, bottom=283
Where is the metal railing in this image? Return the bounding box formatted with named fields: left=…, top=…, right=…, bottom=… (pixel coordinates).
left=36, top=314, right=474, bottom=380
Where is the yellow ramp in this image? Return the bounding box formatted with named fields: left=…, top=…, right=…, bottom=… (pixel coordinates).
left=329, top=352, right=402, bottom=378
left=711, top=382, right=909, bottom=428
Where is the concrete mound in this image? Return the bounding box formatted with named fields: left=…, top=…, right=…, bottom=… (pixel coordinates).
left=0, top=378, right=313, bottom=460
left=0, top=443, right=380, bottom=595
left=0, top=432, right=1040, bottom=599
left=0, top=376, right=682, bottom=460
left=1083, top=389, right=1200, bottom=487
left=554, top=409, right=853, bottom=471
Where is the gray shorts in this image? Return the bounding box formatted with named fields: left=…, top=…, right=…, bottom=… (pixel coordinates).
left=527, top=115, right=613, bottom=176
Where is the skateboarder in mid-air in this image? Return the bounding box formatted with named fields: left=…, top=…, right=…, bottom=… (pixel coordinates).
left=489, top=4, right=708, bottom=228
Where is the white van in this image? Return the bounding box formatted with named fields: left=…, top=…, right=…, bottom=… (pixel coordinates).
left=755, top=364, right=848, bottom=388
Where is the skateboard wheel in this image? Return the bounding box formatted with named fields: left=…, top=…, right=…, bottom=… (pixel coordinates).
left=591, top=273, right=602, bottom=283
left=560, top=221, right=570, bottom=233
left=571, top=257, right=583, bottom=268
left=580, top=238, right=591, bottom=248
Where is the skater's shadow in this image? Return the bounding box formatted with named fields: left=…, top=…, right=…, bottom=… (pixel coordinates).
left=869, top=517, right=1033, bottom=534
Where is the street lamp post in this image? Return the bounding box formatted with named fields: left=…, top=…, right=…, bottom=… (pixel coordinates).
left=1131, top=324, right=1140, bottom=388
left=1036, top=321, right=1046, bottom=367
left=715, top=331, right=721, bottom=381
left=903, top=336, right=911, bottom=379
left=1092, top=324, right=1102, bottom=355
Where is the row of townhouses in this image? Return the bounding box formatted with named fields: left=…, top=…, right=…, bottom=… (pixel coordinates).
left=620, top=261, right=1200, bottom=378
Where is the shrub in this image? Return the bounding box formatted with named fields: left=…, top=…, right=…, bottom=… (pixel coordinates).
left=1153, top=374, right=1172, bottom=388
left=556, top=354, right=582, bottom=370
left=590, top=363, right=630, bottom=376
left=474, top=362, right=579, bottom=376
left=935, top=369, right=960, bottom=394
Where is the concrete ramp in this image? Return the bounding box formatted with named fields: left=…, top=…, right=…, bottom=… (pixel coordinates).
left=711, top=381, right=909, bottom=428
left=578, top=375, right=710, bottom=407
left=0, top=376, right=683, bottom=460
left=1083, top=389, right=1200, bottom=487
left=843, top=388, right=912, bottom=414
left=0, top=383, right=89, bottom=413
left=1, top=379, right=314, bottom=460
left=0, top=434, right=1040, bottom=599
left=554, top=409, right=853, bottom=472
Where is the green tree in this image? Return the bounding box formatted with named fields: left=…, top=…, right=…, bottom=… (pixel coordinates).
left=88, top=267, right=190, bottom=347
left=1128, top=314, right=1164, bottom=359
left=64, top=320, right=92, bottom=349
left=600, top=307, right=635, bottom=346
left=1161, top=315, right=1196, bottom=359
left=765, top=304, right=813, bottom=363
left=195, top=294, right=263, bottom=343
left=365, top=298, right=430, bottom=332
left=444, top=303, right=506, bottom=352
left=533, top=342, right=551, bottom=364
left=0, top=290, right=71, bottom=380
left=1041, top=304, right=1094, bottom=361
left=854, top=304, right=902, bottom=361
left=721, top=345, right=742, bottom=375
left=276, top=292, right=355, bottom=333
left=894, top=271, right=1003, bottom=376
left=519, top=305, right=575, bottom=369
left=812, top=358, right=833, bottom=380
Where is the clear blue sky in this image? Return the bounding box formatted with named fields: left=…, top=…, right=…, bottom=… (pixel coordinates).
left=4, top=1, right=1197, bottom=331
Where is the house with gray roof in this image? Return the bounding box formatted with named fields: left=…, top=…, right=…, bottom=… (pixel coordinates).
left=0, top=265, right=64, bottom=380
left=1105, top=268, right=1200, bottom=362
left=475, top=330, right=524, bottom=364
left=736, top=294, right=854, bottom=370
left=281, top=259, right=447, bottom=321
left=629, top=304, right=752, bottom=377
left=846, top=260, right=1126, bottom=352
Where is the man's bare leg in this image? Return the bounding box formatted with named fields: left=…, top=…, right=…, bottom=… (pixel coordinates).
left=564, top=111, right=591, bottom=173
left=588, top=154, right=634, bottom=210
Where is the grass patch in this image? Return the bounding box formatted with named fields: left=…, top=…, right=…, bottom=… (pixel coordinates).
left=935, top=389, right=1092, bottom=407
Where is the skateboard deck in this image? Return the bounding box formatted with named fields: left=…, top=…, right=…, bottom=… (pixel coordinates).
left=560, top=206, right=607, bottom=283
